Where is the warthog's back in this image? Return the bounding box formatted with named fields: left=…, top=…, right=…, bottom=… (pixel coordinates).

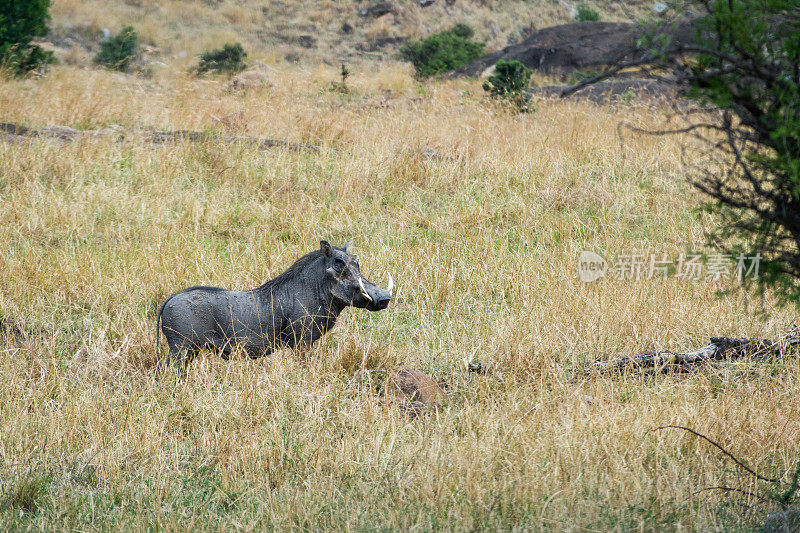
left=160, top=286, right=285, bottom=358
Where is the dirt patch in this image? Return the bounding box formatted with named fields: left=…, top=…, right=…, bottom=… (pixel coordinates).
left=0, top=122, right=324, bottom=152
left=531, top=79, right=675, bottom=104
left=384, top=368, right=446, bottom=417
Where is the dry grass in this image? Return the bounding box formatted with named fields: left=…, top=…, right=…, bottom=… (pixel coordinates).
left=0, top=61, right=798, bottom=531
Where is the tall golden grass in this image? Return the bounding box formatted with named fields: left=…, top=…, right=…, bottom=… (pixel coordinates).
left=0, top=63, right=797, bottom=530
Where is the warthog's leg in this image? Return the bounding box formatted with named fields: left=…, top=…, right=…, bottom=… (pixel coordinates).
left=245, top=344, right=272, bottom=359
left=280, top=319, right=320, bottom=363
left=296, top=323, right=317, bottom=364
left=161, top=336, right=200, bottom=379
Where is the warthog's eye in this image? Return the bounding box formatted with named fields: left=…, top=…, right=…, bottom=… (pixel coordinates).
left=333, top=257, right=346, bottom=270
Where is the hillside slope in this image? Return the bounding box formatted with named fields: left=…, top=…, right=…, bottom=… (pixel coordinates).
left=47, top=0, right=657, bottom=67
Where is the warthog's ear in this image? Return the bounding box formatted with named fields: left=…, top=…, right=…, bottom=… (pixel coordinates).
left=320, top=240, right=332, bottom=256
left=342, top=241, right=352, bottom=254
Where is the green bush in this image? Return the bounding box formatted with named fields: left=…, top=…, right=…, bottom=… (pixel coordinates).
left=576, top=4, right=600, bottom=21
left=196, top=43, right=247, bottom=75
left=400, top=23, right=485, bottom=78
left=95, top=26, right=138, bottom=71
left=0, top=0, right=54, bottom=75
left=567, top=68, right=602, bottom=85
left=0, top=471, right=50, bottom=514
left=482, top=59, right=533, bottom=112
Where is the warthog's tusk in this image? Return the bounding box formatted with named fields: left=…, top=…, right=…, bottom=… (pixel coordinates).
left=387, top=273, right=393, bottom=297
left=358, top=277, right=373, bottom=302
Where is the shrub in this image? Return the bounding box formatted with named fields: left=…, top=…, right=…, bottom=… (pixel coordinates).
left=95, top=26, right=138, bottom=71
left=567, top=68, right=602, bottom=85
left=482, top=59, right=533, bottom=112
left=0, top=471, right=50, bottom=514
left=576, top=4, right=600, bottom=22
left=328, top=62, right=351, bottom=94
left=400, top=23, right=485, bottom=78
left=0, top=0, right=54, bottom=75
left=196, top=43, right=247, bottom=75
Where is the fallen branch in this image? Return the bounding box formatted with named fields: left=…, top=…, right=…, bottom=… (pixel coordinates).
left=583, top=333, right=800, bottom=377
left=0, top=122, right=327, bottom=152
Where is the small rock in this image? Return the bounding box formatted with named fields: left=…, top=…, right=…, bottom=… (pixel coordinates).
left=480, top=64, right=496, bottom=78
left=101, top=28, right=111, bottom=39
left=417, top=144, right=440, bottom=160
left=464, top=359, right=504, bottom=380
left=341, top=22, right=354, bottom=34
left=419, top=0, right=435, bottom=6
left=228, top=70, right=270, bottom=92
left=211, top=111, right=247, bottom=132
left=359, top=2, right=395, bottom=18
left=297, top=35, right=316, bottom=48
left=580, top=394, right=597, bottom=406
left=761, top=507, right=800, bottom=533
left=356, top=36, right=406, bottom=52
left=386, top=368, right=446, bottom=404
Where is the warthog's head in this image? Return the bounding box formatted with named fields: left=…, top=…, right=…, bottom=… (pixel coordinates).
left=321, top=240, right=392, bottom=311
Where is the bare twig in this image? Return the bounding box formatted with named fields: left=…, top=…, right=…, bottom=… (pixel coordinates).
left=693, top=485, right=772, bottom=505
left=654, top=425, right=779, bottom=483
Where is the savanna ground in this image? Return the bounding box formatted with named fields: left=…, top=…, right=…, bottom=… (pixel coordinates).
left=1, top=48, right=799, bottom=531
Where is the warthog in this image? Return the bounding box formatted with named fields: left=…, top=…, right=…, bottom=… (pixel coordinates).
left=156, top=241, right=392, bottom=370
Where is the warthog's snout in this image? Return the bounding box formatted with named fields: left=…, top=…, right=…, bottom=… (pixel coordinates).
left=360, top=273, right=393, bottom=311
left=370, top=288, right=391, bottom=311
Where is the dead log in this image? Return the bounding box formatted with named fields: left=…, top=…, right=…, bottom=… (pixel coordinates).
left=582, top=334, right=800, bottom=377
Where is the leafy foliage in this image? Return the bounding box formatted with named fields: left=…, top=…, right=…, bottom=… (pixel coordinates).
left=680, top=0, right=800, bottom=307
left=95, top=26, right=139, bottom=72
left=0, top=0, right=54, bottom=75
left=482, top=59, right=533, bottom=112
left=588, top=0, right=800, bottom=307
left=196, top=42, right=247, bottom=75
left=0, top=472, right=50, bottom=514
left=400, top=23, right=485, bottom=78
left=576, top=4, right=600, bottom=22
